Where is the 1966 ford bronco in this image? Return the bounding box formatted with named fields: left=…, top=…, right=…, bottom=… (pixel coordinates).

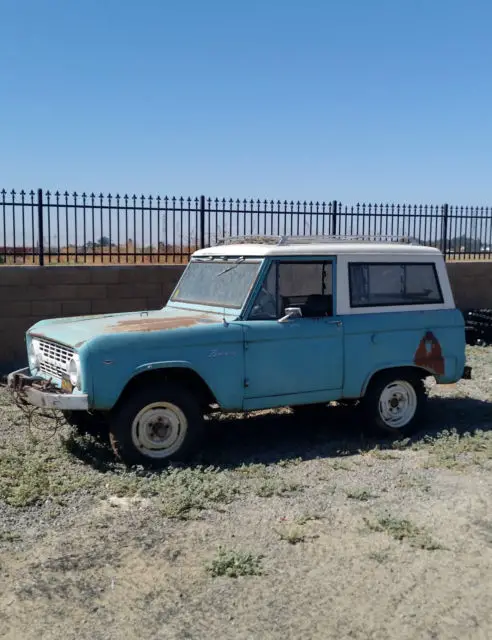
left=8, top=235, right=471, bottom=467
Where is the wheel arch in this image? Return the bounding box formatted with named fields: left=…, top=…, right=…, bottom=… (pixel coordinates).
left=361, top=365, right=432, bottom=397
left=113, top=363, right=218, bottom=411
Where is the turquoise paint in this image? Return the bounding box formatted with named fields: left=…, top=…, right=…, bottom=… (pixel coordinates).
left=242, top=388, right=342, bottom=411
left=341, top=308, right=465, bottom=397
left=86, top=321, right=245, bottom=410
left=240, top=318, right=343, bottom=398
left=240, top=255, right=341, bottom=400
left=29, top=307, right=245, bottom=410
left=29, top=306, right=235, bottom=348
left=24, top=254, right=466, bottom=414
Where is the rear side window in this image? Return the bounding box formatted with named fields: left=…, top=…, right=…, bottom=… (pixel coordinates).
left=349, top=262, right=443, bottom=308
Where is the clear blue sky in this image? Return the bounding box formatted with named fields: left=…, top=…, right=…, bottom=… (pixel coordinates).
left=1, top=0, right=491, bottom=205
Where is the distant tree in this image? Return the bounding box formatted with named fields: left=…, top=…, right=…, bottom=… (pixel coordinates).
left=97, top=236, right=111, bottom=247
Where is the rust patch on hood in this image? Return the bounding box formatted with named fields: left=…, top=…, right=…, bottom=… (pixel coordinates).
left=414, top=331, right=445, bottom=375
left=106, top=316, right=215, bottom=334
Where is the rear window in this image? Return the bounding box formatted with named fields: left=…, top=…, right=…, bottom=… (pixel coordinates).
left=349, top=262, right=443, bottom=308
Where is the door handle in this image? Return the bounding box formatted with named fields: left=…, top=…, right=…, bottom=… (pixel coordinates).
left=328, top=320, right=343, bottom=327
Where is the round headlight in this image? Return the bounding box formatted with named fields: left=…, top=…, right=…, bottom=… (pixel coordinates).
left=67, top=356, right=81, bottom=389
left=28, top=340, right=40, bottom=371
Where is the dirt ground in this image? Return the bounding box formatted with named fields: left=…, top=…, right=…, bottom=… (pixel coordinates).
left=1, top=347, right=491, bottom=640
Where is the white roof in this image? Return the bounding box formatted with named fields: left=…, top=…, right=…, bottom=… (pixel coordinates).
left=193, top=242, right=441, bottom=258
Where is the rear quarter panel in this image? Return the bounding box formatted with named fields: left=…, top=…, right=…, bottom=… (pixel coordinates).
left=342, top=309, right=466, bottom=398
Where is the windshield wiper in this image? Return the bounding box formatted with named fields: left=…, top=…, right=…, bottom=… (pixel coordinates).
left=216, top=256, right=245, bottom=277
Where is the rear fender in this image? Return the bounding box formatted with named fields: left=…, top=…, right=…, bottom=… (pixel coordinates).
left=360, top=363, right=432, bottom=397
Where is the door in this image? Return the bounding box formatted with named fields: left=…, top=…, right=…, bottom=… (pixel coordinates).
left=242, top=258, right=343, bottom=401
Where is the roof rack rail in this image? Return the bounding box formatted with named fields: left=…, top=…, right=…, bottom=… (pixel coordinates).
left=214, top=234, right=416, bottom=246
left=214, top=235, right=284, bottom=246
left=279, top=235, right=414, bottom=245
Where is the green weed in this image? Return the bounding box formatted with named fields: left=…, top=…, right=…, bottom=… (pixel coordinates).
left=415, top=429, right=492, bottom=470
left=364, top=515, right=444, bottom=550
left=206, top=548, right=263, bottom=578
left=255, top=479, right=302, bottom=498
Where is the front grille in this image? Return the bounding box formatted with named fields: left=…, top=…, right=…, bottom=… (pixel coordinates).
left=37, top=339, right=74, bottom=379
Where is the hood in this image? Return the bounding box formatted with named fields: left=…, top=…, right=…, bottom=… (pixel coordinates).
left=28, top=307, right=222, bottom=349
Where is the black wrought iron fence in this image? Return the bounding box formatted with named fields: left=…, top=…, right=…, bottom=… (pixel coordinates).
left=1, top=188, right=491, bottom=264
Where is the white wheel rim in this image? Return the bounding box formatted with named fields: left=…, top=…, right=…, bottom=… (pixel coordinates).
left=131, top=402, right=188, bottom=459
left=378, top=380, right=417, bottom=429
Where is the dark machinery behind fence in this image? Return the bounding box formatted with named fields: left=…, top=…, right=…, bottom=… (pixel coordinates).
left=465, top=309, right=492, bottom=346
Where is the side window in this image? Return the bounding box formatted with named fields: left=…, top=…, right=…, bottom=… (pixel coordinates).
left=249, top=263, right=278, bottom=320
left=249, top=261, right=333, bottom=319
left=349, top=262, right=443, bottom=308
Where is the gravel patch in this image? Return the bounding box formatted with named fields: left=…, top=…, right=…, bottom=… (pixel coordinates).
left=0, top=346, right=491, bottom=639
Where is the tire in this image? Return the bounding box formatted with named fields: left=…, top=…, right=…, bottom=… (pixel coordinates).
left=108, top=382, right=204, bottom=467
left=63, top=410, right=108, bottom=438
left=361, top=370, right=426, bottom=437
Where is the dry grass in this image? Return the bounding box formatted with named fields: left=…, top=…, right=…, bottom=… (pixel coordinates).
left=346, top=487, right=379, bottom=501
left=0, top=346, right=492, bottom=638
left=274, top=525, right=307, bottom=545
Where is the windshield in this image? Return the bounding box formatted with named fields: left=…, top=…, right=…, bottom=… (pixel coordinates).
left=171, top=258, right=262, bottom=309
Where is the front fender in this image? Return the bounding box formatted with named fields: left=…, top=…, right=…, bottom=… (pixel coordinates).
left=86, top=324, right=245, bottom=411
left=124, top=354, right=244, bottom=411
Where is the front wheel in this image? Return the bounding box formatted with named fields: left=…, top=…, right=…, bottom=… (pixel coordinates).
left=361, top=371, right=426, bottom=436
left=109, top=383, right=204, bottom=467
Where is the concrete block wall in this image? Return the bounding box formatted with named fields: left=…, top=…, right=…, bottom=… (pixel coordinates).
left=0, top=261, right=491, bottom=373
left=446, top=262, right=492, bottom=311
left=0, top=265, right=184, bottom=372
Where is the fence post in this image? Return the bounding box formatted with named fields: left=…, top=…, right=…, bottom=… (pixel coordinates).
left=332, top=200, right=338, bottom=236
left=199, top=195, right=206, bottom=249
left=442, top=203, right=449, bottom=258
left=37, top=188, right=44, bottom=266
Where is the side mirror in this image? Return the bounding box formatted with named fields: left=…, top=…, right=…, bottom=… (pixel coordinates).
left=278, top=307, right=302, bottom=323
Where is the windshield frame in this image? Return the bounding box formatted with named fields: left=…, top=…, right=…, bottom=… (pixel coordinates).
left=167, top=256, right=265, bottom=314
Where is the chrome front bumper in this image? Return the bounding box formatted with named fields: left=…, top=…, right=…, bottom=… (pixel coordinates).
left=7, top=368, right=89, bottom=411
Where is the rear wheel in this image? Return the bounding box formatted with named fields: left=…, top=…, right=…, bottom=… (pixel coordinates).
left=361, top=371, right=426, bottom=436
left=109, top=382, right=204, bottom=467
